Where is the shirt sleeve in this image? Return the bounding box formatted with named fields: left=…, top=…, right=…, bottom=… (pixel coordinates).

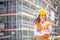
left=34, top=25, right=44, bottom=35
left=48, top=25, right=52, bottom=33
left=34, top=25, right=37, bottom=35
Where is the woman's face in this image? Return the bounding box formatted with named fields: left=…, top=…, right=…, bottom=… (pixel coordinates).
left=40, top=15, right=46, bottom=22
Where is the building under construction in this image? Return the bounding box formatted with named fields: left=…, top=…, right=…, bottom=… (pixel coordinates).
left=0, top=0, right=59, bottom=40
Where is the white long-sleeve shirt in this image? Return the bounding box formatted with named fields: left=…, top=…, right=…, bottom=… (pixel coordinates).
left=34, top=22, right=52, bottom=36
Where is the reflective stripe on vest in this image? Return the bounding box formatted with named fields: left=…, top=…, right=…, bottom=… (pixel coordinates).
left=35, top=22, right=50, bottom=31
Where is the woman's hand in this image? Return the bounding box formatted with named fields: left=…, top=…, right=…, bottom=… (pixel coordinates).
left=37, top=30, right=41, bottom=32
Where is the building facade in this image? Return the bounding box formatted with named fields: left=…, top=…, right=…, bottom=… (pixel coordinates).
left=0, top=0, right=58, bottom=40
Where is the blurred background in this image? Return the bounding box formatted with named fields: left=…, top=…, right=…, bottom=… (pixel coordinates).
left=0, top=0, right=60, bottom=40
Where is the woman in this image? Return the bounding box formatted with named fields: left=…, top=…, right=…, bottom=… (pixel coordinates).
left=34, top=9, right=52, bottom=40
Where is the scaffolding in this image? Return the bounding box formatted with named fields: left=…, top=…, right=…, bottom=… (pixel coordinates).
left=0, top=0, right=58, bottom=40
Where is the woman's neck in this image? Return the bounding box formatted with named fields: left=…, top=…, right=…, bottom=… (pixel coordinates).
left=40, top=20, right=45, bottom=23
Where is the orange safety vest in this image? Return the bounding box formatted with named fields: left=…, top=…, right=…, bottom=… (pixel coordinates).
left=35, top=22, right=50, bottom=31
left=35, top=22, right=50, bottom=38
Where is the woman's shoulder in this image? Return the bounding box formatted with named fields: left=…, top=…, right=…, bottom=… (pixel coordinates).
left=46, top=21, right=51, bottom=25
